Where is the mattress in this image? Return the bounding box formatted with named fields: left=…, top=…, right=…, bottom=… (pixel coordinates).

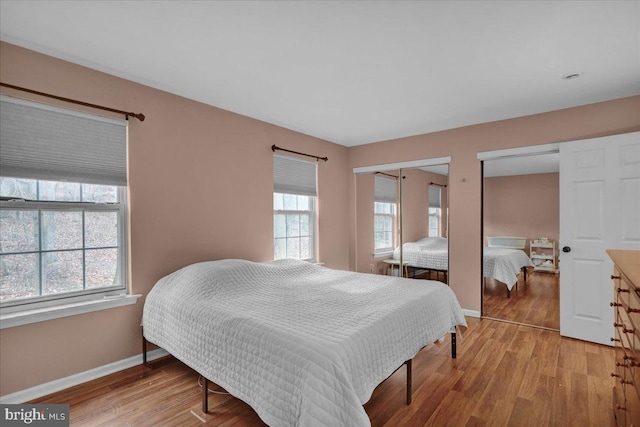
left=143, top=259, right=467, bottom=427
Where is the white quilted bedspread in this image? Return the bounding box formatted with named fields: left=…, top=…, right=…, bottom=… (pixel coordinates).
left=483, top=248, right=533, bottom=290
left=392, top=237, right=448, bottom=270
left=143, top=259, right=466, bottom=427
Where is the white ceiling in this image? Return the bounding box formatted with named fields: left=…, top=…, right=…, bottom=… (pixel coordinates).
left=1, top=1, right=638, bottom=147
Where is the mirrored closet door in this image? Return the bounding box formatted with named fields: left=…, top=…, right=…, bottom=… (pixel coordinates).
left=353, top=158, right=450, bottom=283
left=397, top=165, right=449, bottom=282
left=481, top=154, right=560, bottom=330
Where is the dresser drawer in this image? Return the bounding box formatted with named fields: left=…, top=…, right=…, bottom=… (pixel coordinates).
left=616, top=269, right=640, bottom=306
left=617, top=273, right=632, bottom=312
left=616, top=311, right=639, bottom=352
left=625, top=284, right=640, bottom=338
left=630, top=331, right=640, bottom=401
left=617, top=343, right=630, bottom=379
left=615, top=343, right=637, bottom=407
left=626, top=383, right=640, bottom=427
left=608, top=250, right=640, bottom=427
left=616, top=385, right=628, bottom=426
left=618, top=308, right=640, bottom=350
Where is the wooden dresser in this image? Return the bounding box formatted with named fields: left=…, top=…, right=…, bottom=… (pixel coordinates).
left=609, top=249, right=640, bottom=426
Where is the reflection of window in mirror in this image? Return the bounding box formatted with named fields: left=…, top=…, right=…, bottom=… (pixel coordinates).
left=428, top=185, right=442, bottom=237
left=374, top=201, right=395, bottom=252
left=374, top=175, right=397, bottom=255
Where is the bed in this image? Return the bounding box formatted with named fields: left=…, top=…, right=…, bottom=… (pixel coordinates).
left=142, top=258, right=467, bottom=427
left=393, top=236, right=533, bottom=297
left=483, top=247, right=533, bottom=296
left=392, top=237, right=449, bottom=271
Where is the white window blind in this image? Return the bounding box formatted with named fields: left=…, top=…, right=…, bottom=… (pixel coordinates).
left=429, top=185, right=441, bottom=208
left=273, top=155, right=317, bottom=196
left=374, top=175, right=396, bottom=203
left=0, top=96, right=128, bottom=186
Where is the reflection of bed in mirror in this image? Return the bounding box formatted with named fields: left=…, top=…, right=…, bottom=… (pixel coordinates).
left=483, top=236, right=534, bottom=297
left=393, top=236, right=533, bottom=297
left=392, top=237, right=449, bottom=281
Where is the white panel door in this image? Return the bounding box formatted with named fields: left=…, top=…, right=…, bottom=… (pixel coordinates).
left=560, top=132, right=640, bottom=345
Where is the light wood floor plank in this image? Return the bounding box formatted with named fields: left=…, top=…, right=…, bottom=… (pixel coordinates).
left=29, top=318, right=616, bottom=426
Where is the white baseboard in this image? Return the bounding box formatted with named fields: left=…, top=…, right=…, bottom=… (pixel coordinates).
left=0, top=348, right=169, bottom=404
left=462, top=308, right=481, bottom=318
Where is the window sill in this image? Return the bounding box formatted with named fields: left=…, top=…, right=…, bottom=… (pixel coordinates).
left=0, top=294, right=142, bottom=329
left=373, top=250, right=394, bottom=258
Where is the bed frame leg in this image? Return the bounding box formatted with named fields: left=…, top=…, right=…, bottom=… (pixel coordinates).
left=202, top=377, right=209, bottom=413
left=522, top=266, right=528, bottom=282
left=405, top=359, right=412, bottom=405
left=142, top=328, right=148, bottom=366
left=507, top=288, right=511, bottom=298
left=451, top=332, right=457, bottom=359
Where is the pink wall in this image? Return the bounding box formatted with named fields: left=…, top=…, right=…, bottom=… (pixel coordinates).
left=0, top=42, right=349, bottom=396
left=484, top=173, right=559, bottom=253
left=348, top=96, right=640, bottom=311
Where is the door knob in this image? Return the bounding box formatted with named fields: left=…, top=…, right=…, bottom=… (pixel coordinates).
left=562, top=246, right=571, bottom=253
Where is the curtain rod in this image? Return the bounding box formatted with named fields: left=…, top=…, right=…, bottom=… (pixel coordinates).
left=0, top=82, right=145, bottom=122
left=376, top=172, right=398, bottom=179
left=374, top=172, right=407, bottom=179
left=429, top=181, right=447, bottom=187
left=272, top=145, right=327, bottom=162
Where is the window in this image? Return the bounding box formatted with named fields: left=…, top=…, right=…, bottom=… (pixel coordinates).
left=428, top=185, right=442, bottom=237
left=0, top=178, right=126, bottom=304
left=273, top=193, right=314, bottom=260
left=273, top=155, right=317, bottom=261
left=0, top=95, right=129, bottom=310
left=374, top=175, right=397, bottom=253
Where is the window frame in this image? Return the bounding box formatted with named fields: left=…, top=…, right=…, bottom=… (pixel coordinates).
left=0, top=185, right=128, bottom=311
left=374, top=201, right=396, bottom=255
left=273, top=192, right=316, bottom=262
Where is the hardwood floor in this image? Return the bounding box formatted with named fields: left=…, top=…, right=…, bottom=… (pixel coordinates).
left=483, top=270, right=560, bottom=330
left=30, top=317, right=615, bottom=426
